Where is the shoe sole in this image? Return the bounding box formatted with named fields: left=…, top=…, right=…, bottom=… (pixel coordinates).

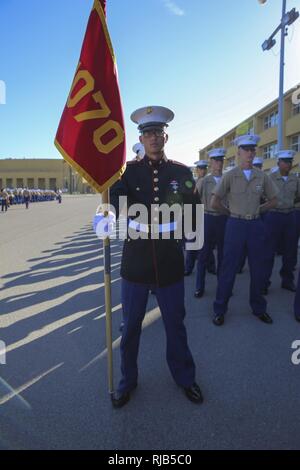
left=213, top=318, right=224, bottom=326
left=111, top=396, right=130, bottom=409
left=184, top=393, right=204, bottom=404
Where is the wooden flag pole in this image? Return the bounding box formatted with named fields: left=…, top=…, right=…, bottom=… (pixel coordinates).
left=54, top=0, right=125, bottom=396
left=102, top=188, right=114, bottom=394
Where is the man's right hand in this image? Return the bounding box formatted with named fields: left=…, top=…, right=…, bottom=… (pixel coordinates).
left=93, top=211, right=116, bottom=239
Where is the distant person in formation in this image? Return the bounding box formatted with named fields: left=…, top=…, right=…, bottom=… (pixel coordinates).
left=57, top=190, right=62, bottom=204
left=194, top=160, right=208, bottom=194
left=263, top=150, right=300, bottom=294
left=185, top=159, right=216, bottom=276
left=23, top=188, right=30, bottom=209
left=0, top=189, right=8, bottom=212
left=194, top=148, right=227, bottom=298
left=109, top=105, right=203, bottom=408
left=252, top=156, right=264, bottom=170
left=211, top=134, right=278, bottom=326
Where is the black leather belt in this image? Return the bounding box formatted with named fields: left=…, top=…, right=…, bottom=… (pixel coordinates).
left=271, top=209, right=294, bottom=214
left=204, top=210, right=223, bottom=217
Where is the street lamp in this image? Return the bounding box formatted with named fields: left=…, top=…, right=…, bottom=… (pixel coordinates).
left=260, top=1, right=299, bottom=151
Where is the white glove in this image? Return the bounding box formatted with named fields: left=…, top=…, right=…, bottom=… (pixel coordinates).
left=185, top=232, right=196, bottom=240
left=94, top=211, right=116, bottom=239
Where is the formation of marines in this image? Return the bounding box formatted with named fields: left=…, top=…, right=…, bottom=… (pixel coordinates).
left=0, top=188, right=59, bottom=211
left=190, top=141, right=300, bottom=327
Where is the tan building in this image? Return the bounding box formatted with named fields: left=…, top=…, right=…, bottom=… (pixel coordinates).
left=0, top=158, right=92, bottom=193
left=199, top=86, right=300, bottom=172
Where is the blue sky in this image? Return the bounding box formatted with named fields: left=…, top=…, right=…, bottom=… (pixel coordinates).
left=0, top=0, right=299, bottom=165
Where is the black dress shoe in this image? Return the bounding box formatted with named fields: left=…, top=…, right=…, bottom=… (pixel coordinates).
left=194, top=290, right=204, bottom=298
left=213, top=315, right=224, bottom=326
left=207, top=267, right=217, bottom=275
left=184, top=271, right=192, bottom=276
left=111, top=390, right=131, bottom=408
left=281, top=282, right=296, bottom=292
left=295, top=315, right=300, bottom=323
left=184, top=382, right=203, bottom=404
left=257, top=312, right=273, bottom=324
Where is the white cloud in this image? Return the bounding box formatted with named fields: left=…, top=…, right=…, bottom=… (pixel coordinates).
left=163, top=0, right=185, bottom=16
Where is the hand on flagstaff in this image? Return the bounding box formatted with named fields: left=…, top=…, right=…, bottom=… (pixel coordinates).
left=93, top=211, right=116, bottom=239
left=185, top=232, right=196, bottom=241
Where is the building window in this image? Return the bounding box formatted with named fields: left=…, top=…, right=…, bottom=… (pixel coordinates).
left=16, top=178, right=24, bottom=188
left=49, top=178, right=57, bottom=190
left=27, top=178, right=34, bottom=189
left=38, top=178, right=46, bottom=190
left=6, top=178, right=13, bottom=188
left=228, top=133, right=235, bottom=146
left=263, top=143, right=278, bottom=159
left=291, top=135, right=300, bottom=153
left=263, top=111, right=278, bottom=130
left=292, top=103, right=300, bottom=116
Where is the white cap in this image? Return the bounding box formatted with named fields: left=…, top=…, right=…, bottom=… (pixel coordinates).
left=194, top=160, right=208, bottom=168
left=208, top=148, right=227, bottom=158
left=270, top=166, right=278, bottom=174
left=234, top=134, right=260, bottom=147
left=131, top=106, right=174, bottom=132
left=253, top=157, right=264, bottom=166
left=132, top=143, right=145, bottom=157
left=276, top=150, right=296, bottom=160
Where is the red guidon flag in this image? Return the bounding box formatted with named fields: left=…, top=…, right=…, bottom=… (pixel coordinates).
left=55, top=0, right=126, bottom=193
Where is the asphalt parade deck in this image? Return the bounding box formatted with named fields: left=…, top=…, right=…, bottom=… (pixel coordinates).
left=0, top=195, right=299, bottom=450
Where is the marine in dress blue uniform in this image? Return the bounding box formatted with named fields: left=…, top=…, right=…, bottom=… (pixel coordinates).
left=194, top=148, right=227, bottom=298
left=211, top=134, right=278, bottom=326
left=110, top=106, right=203, bottom=407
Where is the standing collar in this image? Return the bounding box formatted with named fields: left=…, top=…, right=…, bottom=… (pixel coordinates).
left=144, top=153, right=168, bottom=167
left=275, top=172, right=291, bottom=179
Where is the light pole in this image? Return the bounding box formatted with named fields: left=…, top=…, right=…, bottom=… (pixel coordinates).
left=278, top=0, right=287, bottom=151
left=260, top=0, right=299, bottom=150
